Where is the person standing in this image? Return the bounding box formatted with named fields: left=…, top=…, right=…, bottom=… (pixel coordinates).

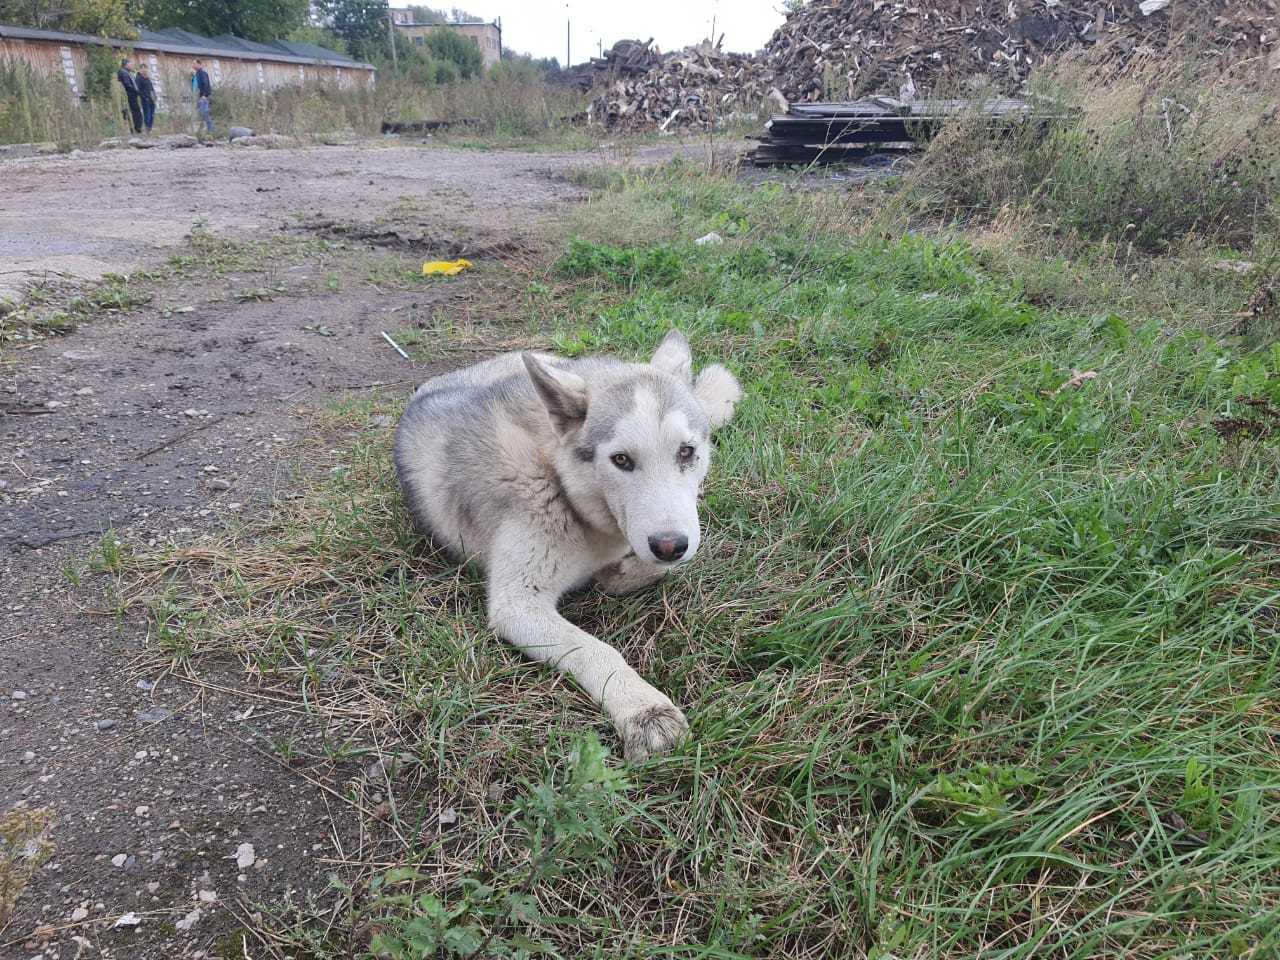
left=116, top=58, right=143, bottom=135
left=191, top=59, right=214, bottom=134
left=135, top=64, right=157, bottom=134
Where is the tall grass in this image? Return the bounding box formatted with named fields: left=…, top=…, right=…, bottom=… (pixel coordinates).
left=0, top=59, right=586, bottom=147
left=908, top=65, right=1280, bottom=254
left=0, top=58, right=116, bottom=145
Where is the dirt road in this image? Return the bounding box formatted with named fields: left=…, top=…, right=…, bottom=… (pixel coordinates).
left=0, top=138, right=709, bottom=959
left=0, top=138, right=698, bottom=300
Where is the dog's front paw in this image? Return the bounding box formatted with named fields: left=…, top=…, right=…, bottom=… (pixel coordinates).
left=620, top=702, right=689, bottom=762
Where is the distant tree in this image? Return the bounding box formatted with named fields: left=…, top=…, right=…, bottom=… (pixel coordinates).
left=313, top=0, right=389, bottom=60
left=423, top=26, right=479, bottom=78
left=137, top=0, right=310, bottom=41
left=491, top=50, right=560, bottom=82
left=68, top=0, right=139, bottom=36
left=0, top=0, right=140, bottom=36
left=0, top=0, right=59, bottom=29
left=286, top=22, right=347, bottom=54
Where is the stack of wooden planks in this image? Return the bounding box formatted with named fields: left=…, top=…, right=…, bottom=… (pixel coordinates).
left=748, top=97, right=1063, bottom=167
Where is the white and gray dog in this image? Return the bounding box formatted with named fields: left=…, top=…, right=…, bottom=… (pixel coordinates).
left=394, top=330, right=740, bottom=760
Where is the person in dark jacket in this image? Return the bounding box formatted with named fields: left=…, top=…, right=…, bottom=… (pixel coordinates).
left=191, top=59, right=214, bottom=134
left=116, top=58, right=143, bottom=134
left=135, top=64, right=157, bottom=133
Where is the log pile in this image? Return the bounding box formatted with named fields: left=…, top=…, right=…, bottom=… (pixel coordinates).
left=560, top=38, right=662, bottom=93
left=584, top=37, right=780, bottom=133
left=575, top=2, right=1277, bottom=131
left=762, top=1, right=1277, bottom=105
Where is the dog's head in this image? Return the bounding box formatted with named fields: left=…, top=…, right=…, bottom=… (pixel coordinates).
left=522, top=330, right=740, bottom=565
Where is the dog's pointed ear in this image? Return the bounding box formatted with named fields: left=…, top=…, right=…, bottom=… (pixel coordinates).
left=650, top=329, right=692, bottom=382
left=693, top=364, right=741, bottom=430
left=522, top=353, right=588, bottom=434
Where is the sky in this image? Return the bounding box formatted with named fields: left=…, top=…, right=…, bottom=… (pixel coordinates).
left=452, top=1, right=788, bottom=65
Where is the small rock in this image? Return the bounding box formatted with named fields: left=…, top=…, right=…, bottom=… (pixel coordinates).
left=369, top=414, right=392, bottom=428
left=230, top=133, right=298, bottom=149
left=695, top=231, right=724, bottom=246
left=11, top=690, right=26, bottom=701
left=21, top=750, right=35, bottom=763
left=176, top=907, right=202, bottom=932
left=227, top=126, right=255, bottom=140
left=61, top=350, right=98, bottom=361
left=95, top=718, right=117, bottom=731
left=45, top=400, right=66, bottom=409
left=208, top=478, right=232, bottom=491
left=110, top=854, right=128, bottom=868
left=113, top=911, right=142, bottom=928
left=146, top=882, right=160, bottom=894
left=201, top=464, right=218, bottom=473
left=198, top=889, right=217, bottom=903
left=234, top=843, right=255, bottom=869
left=136, top=679, right=156, bottom=691
left=135, top=707, right=173, bottom=724
left=128, top=136, right=160, bottom=149
left=1211, top=258, right=1255, bottom=275
left=70, top=906, right=89, bottom=922
left=74, top=387, right=94, bottom=396
left=438, top=807, right=457, bottom=827
left=135, top=805, right=150, bottom=817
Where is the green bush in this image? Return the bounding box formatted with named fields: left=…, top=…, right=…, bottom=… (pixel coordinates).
left=82, top=44, right=119, bottom=101
left=424, top=27, right=482, bottom=80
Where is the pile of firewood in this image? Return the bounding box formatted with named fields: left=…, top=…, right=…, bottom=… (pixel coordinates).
left=762, top=0, right=1277, bottom=104
left=560, top=38, right=662, bottom=93
left=583, top=37, right=782, bottom=133
left=574, top=2, right=1277, bottom=131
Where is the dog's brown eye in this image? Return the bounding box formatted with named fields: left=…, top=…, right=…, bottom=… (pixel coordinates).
left=611, top=453, right=634, bottom=471
left=678, top=444, right=696, bottom=461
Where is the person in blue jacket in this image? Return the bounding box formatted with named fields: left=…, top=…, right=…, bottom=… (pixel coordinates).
left=135, top=64, right=157, bottom=133
left=191, top=59, right=214, bottom=134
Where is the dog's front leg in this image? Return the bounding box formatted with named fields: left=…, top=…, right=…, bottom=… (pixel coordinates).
left=594, top=553, right=670, bottom=596
left=487, top=559, right=687, bottom=761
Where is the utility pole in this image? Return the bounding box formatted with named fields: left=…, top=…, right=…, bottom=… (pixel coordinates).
left=387, top=9, right=398, bottom=74
left=565, top=2, right=570, bottom=68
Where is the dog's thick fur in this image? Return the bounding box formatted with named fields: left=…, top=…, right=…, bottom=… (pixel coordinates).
left=394, top=330, right=740, bottom=760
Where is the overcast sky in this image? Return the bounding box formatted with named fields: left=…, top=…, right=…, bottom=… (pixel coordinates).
left=458, top=1, right=788, bottom=65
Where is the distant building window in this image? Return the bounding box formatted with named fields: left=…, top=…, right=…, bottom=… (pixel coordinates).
left=413, top=35, right=423, bottom=44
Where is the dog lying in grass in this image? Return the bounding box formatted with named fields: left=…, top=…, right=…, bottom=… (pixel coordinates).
left=394, top=330, right=740, bottom=760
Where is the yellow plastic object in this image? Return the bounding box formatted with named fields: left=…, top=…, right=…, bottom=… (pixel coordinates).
left=422, top=258, right=473, bottom=276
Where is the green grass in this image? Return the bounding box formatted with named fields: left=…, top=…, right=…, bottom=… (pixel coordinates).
left=114, top=167, right=1280, bottom=958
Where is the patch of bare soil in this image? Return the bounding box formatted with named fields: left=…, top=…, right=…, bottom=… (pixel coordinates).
left=0, top=139, right=699, bottom=959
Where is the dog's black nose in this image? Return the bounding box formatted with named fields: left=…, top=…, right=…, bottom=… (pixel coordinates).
left=648, top=531, right=688, bottom=562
